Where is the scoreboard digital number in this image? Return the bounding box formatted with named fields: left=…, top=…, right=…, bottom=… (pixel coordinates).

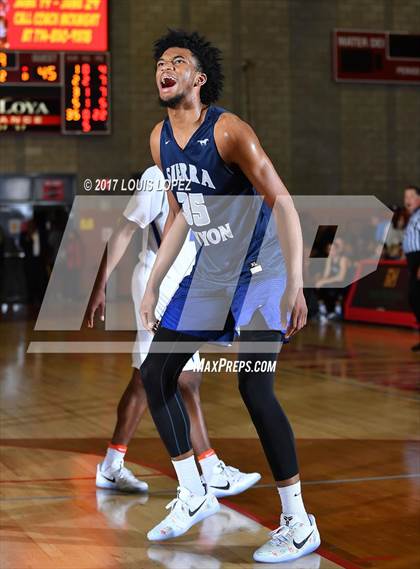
left=0, top=50, right=110, bottom=133
left=333, top=29, right=420, bottom=84
left=64, top=53, right=109, bottom=133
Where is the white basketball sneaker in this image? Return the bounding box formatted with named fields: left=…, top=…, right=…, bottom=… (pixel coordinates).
left=253, top=513, right=320, bottom=563
left=96, top=462, right=149, bottom=493
left=147, top=487, right=220, bottom=541
left=206, top=460, right=261, bottom=498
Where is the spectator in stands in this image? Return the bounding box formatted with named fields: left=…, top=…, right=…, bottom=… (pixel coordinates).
left=368, top=214, right=392, bottom=259
left=384, top=207, right=406, bottom=260
left=303, top=244, right=319, bottom=320
left=315, top=238, right=350, bottom=323
left=402, top=185, right=420, bottom=351
left=20, top=219, right=48, bottom=308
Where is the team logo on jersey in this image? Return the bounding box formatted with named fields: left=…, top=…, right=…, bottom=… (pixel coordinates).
left=197, top=138, right=209, bottom=146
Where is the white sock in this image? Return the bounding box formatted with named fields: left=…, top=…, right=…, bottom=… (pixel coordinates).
left=277, top=481, right=307, bottom=519
left=198, top=449, right=220, bottom=483
left=172, top=455, right=205, bottom=496
left=102, top=444, right=127, bottom=471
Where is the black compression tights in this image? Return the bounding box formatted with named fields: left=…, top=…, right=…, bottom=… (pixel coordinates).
left=140, top=323, right=299, bottom=481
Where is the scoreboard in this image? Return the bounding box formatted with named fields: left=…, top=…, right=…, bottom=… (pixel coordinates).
left=0, top=50, right=110, bottom=133
left=333, top=29, right=420, bottom=84
left=0, top=0, right=110, bottom=134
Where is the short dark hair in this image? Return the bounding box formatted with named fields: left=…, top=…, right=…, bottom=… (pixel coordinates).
left=405, top=185, right=420, bottom=196
left=153, top=29, right=224, bottom=105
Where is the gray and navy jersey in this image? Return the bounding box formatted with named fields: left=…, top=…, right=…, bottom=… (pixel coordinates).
left=160, top=105, right=285, bottom=286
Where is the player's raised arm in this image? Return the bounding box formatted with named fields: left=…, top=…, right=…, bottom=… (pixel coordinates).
left=215, top=113, right=307, bottom=337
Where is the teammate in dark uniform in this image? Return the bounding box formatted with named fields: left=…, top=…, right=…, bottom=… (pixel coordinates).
left=140, top=30, right=320, bottom=563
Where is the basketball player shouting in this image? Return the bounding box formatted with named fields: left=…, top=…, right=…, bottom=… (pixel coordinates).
left=139, top=30, right=320, bottom=563
left=87, top=165, right=261, bottom=498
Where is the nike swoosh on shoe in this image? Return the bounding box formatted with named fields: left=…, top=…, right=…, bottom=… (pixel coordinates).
left=209, top=482, right=230, bottom=491
left=188, top=499, right=207, bottom=517
left=102, top=474, right=116, bottom=483
left=293, top=530, right=314, bottom=549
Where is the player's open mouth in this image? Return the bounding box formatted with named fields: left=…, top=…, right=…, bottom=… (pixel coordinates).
left=160, top=75, right=177, bottom=90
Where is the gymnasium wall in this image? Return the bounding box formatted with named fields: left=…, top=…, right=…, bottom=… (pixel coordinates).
left=0, top=0, right=419, bottom=204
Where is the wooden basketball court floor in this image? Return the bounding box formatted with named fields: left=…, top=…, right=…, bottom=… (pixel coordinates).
left=1, top=317, right=419, bottom=569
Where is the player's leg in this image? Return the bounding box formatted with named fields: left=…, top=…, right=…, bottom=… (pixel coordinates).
left=110, top=367, right=148, bottom=446
left=96, top=365, right=207, bottom=493
left=236, top=317, right=320, bottom=562
left=179, top=369, right=261, bottom=497
left=237, top=326, right=300, bottom=487
left=96, top=266, right=155, bottom=495
left=140, top=326, right=220, bottom=541
left=178, top=370, right=210, bottom=455
left=96, top=366, right=149, bottom=492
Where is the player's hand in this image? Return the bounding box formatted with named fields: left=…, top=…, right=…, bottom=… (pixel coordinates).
left=86, top=286, right=105, bottom=328
left=280, top=286, right=307, bottom=339
left=140, top=287, right=159, bottom=332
